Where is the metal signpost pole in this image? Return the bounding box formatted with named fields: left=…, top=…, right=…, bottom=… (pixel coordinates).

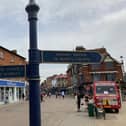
left=25, top=0, right=41, bottom=126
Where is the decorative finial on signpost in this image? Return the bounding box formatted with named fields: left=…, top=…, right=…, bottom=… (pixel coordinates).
left=29, top=0, right=37, bottom=5
left=26, top=0, right=40, bottom=21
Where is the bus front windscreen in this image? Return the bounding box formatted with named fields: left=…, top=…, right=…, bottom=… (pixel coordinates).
left=96, top=85, right=116, bottom=94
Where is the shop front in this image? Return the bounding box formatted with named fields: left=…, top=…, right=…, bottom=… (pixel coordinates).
left=0, top=79, right=26, bottom=104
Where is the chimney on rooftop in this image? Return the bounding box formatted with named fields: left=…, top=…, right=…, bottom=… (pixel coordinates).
left=11, top=50, right=17, bottom=54
left=75, top=46, right=85, bottom=51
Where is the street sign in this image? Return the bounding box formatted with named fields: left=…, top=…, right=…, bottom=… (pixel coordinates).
left=41, top=50, right=102, bottom=63
left=0, top=65, right=25, bottom=78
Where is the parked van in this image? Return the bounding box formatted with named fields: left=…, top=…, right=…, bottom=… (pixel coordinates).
left=93, top=81, right=121, bottom=113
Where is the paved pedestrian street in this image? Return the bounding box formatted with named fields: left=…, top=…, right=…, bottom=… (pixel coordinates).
left=0, top=96, right=126, bottom=126
left=42, top=96, right=126, bottom=126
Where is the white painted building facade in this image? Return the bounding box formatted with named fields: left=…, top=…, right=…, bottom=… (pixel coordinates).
left=0, top=79, right=26, bottom=104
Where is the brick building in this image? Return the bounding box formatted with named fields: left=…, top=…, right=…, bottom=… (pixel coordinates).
left=45, top=74, right=68, bottom=88
left=0, top=46, right=27, bottom=81
left=67, top=47, right=123, bottom=87
left=0, top=46, right=27, bottom=104
left=54, top=74, right=68, bottom=88
left=46, top=75, right=57, bottom=89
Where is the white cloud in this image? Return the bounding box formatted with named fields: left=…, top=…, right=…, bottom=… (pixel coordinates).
left=0, top=0, right=126, bottom=80
left=40, top=64, right=68, bottom=81
left=38, top=0, right=126, bottom=24
left=98, top=9, right=126, bottom=23
left=79, top=8, right=126, bottom=59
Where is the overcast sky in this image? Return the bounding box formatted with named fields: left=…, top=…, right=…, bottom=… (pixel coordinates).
left=0, top=0, right=126, bottom=81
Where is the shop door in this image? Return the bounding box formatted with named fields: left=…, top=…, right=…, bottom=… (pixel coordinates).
left=9, top=88, right=13, bottom=102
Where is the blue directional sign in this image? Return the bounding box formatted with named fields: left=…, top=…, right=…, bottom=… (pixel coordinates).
left=0, top=65, right=25, bottom=78
left=41, top=50, right=102, bottom=63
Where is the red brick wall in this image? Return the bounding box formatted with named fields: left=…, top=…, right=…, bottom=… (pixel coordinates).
left=0, top=48, right=27, bottom=81
left=0, top=48, right=26, bottom=65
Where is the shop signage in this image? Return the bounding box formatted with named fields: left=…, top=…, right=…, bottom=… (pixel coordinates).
left=0, top=80, right=25, bottom=87
left=0, top=65, right=25, bottom=78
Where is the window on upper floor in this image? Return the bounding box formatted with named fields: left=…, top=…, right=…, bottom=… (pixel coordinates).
left=105, top=62, right=114, bottom=69
left=91, top=63, right=101, bottom=70
left=105, top=73, right=116, bottom=81
left=92, top=74, right=101, bottom=81
left=10, top=55, right=16, bottom=63
left=0, top=51, right=4, bottom=59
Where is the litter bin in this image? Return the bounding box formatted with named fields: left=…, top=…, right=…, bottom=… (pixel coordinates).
left=88, top=103, right=94, bottom=117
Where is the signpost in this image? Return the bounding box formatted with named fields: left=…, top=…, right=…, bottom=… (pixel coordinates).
left=25, top=1, right=41, bottom=126
left=0, top=0, right=104, bottom=126
left=26, top=0, right=103, bottom=126
left=41, top=50, right=102, bottom=63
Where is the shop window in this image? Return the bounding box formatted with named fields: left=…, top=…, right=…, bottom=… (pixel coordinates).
left=79, top=74, right=85, bottom=84
left=0, top=88, right=4, bottom=101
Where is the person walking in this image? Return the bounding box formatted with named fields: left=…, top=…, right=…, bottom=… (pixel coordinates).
left=22, top=93, right=25, bottom=100
left=77, top=92, right=81, bottom=112
left=61, top=91, right=65, bottom=99
left=55, top=91, right=58, bottom=99
left=40, top=92, right=44, bottom=102
left=5, top=92, right=9, bottom=104
left=48, top=92, right=51, bottom=98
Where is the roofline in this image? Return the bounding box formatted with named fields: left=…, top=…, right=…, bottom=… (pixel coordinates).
left=0, top=46, right=26, bottom=60
left=103, top=53, right=120, bottom=64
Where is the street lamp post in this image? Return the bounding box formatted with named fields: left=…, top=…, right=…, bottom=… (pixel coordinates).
left=25, top=0, right=41, bottom=126
left=72, top=64, right=83, bottom=112
left=120, top=56, right=125, bottom=77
